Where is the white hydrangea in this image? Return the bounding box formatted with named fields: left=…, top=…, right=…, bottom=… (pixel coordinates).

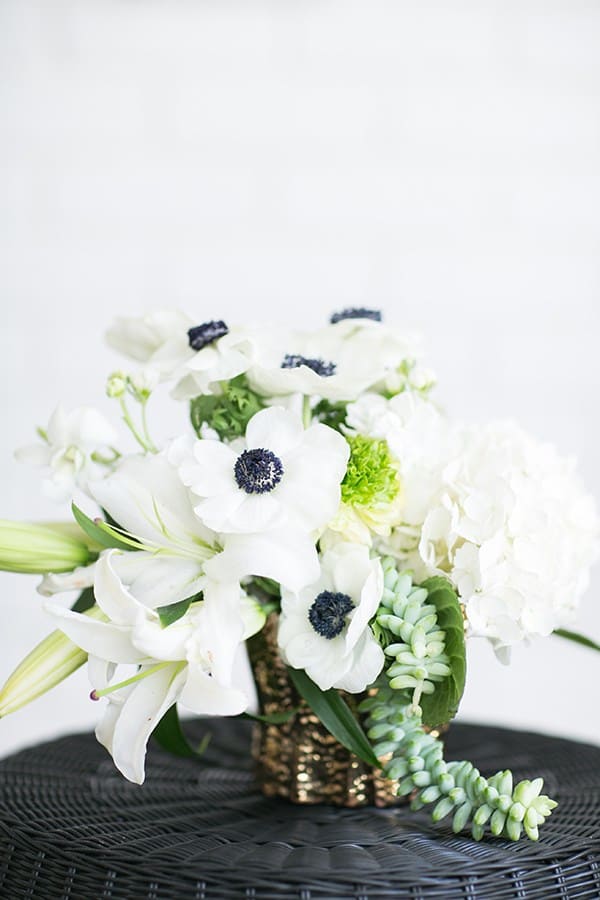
left=417, top=422, right=600, bottom=653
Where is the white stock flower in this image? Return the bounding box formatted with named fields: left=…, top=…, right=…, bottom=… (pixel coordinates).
left=178, top=406, right=350, bottom=535
left=46, top=551, right=261, bottom=783
left=417, top=422, right=600, bottom=651
left=15, top=405, right=119, bottom=501
left=278, top=543, right=384, bottom=692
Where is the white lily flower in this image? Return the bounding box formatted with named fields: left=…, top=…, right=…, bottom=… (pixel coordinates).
left=15, top=405, right=119, bottom=501
left=278, top=542, right=385, bottom=693
left=177, top=406, right=350, bottom=536
left=46, top=551, right=262, bottom=783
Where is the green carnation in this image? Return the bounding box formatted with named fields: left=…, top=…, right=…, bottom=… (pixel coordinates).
left=341, top=435, right=400, bottom=508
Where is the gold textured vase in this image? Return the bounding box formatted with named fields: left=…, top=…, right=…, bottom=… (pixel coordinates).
left=247, top=615, right=402, bottom=808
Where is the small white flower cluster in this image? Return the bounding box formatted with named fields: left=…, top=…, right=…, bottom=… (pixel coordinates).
left=7, top=308, right=598, bottom=784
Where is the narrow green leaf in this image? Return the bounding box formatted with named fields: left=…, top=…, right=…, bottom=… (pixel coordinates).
left=243, top=708, right=299, bottom=725
left=287, top=667, right=380, bottom=767
left=419, top=577, right=466, bottom=728
left=554, top=628, right=600, bottom=653
left=156, top=594, right=200, bottom=628
left=72, top=503, right=143, bottom=552
left=152, top=704, right=210, bottom=758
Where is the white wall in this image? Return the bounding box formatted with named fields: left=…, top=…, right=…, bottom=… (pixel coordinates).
left=1, top=0, right=599, bottom=759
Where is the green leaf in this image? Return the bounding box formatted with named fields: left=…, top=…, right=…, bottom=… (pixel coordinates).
left=243, top=708, right=299, bottom=724
left=156, top=593, right=200, bottom=628
left=190, top=375, right=265, bottom=441
left=287, top=667, right=380, bottom=767
left=554, top=628, right=600, bottom=653
left=71, top=586, right=95, bottom=613
left=152, top=704, right=210, bottom=758
left=419, top=576, right=466, bottom=728
left=312, top=399, right=348, bottom=432
left=72, top=503, right=143, bottom=552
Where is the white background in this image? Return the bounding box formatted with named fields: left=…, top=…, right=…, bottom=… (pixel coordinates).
left=1, top=0, right=599, bottom=760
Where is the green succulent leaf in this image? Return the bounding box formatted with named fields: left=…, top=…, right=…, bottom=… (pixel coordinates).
left=287, top=667, right=380, bottom=767
left=152, top=704, right=210, bottom=758
left=419, top=576, right=466, bottom=728
left=71, top=504, right=143, bottom=552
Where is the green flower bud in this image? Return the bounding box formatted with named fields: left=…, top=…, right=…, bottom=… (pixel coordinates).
left=0, top=520, right=91, bottom=574
left=106, top=370, right=128, bottom=398
left=0, top=608, right=103, bottom=716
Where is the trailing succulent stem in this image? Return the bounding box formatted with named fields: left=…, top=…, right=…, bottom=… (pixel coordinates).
left=361, top=560, right=557, bottom=841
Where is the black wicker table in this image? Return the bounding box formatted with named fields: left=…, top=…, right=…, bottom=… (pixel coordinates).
left=0, top=719, right=598, bottom=900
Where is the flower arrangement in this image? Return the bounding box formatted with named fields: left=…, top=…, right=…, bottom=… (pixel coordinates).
left=2, top=308, right=599, bottom=843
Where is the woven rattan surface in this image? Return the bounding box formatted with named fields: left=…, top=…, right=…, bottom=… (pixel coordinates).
left=0, top=720, right=599, bottom=900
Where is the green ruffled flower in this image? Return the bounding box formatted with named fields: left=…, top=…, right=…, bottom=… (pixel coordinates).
left=329, top=436, right=402, bottom=543
left=341, top=435, right=400, bottom=508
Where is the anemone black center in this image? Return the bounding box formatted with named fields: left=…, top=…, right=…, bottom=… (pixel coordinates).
left=281, top=354, right=336, bottom=377
left=308, top=590, right=355, bottom=639
left=330, top=308, right=382, bottom=324
left=234, top=448, right=284, bottom=494
left=187, top=320, right=229, bottom=351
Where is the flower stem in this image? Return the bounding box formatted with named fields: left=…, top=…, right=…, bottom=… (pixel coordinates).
left=119, top=396, right=152, bottom=453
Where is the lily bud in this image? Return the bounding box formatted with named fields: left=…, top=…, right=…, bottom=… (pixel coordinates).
left=0, top=520, right=91, bottom=574
left=0, top=607, right=103, bottom=716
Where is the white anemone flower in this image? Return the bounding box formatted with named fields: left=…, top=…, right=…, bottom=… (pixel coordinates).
left=246, top=314, right=425, bottom=402
left=170, top=325, right=262, bottom=400
left=278, top=543, right=385, bottom=692
left=177, top=406, right=350, bottom=536
left=15, top=405, right=119, bottom=501
left=106, top=309, right=193, bottom=369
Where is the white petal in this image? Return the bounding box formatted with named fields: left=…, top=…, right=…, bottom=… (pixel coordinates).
left=111, top=551, right=204, bottom=610
left=221, top=493, right=284, bottom=533
left=245, top=406, right=304, bottom=456
left=37, top=562, right=97, bottom=597
left=131, top=616, right=191, bottom=661
left=91, top=453, right=214, bottom=548
left=178, top=668, right=248, bottom=716
left=94, top=551, right=141, bottom=625
left=206, top=529, right=319, bottom=593
left=108, top=663, right=187, bottom=783
left=333, top=632, right=384, bottom=693
left=45, top=603, right=147, bottom=663
left=182, top=441, right=237, bottom=496
left=192, top=491, right=246, bottom=532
